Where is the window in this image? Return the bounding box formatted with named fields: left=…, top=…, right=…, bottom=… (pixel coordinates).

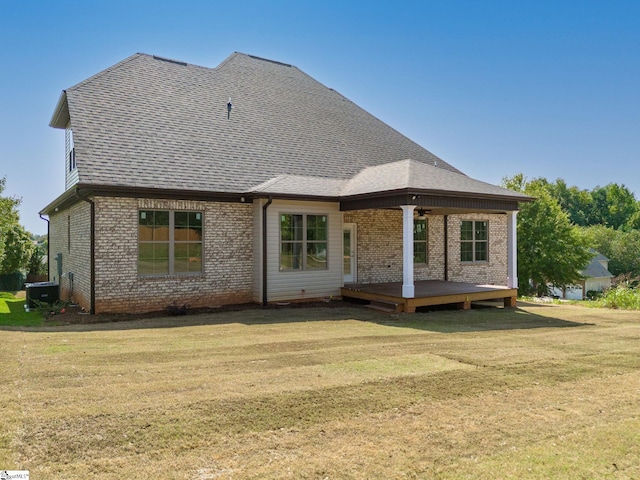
left=66, top=127, right=76, bottom=171
left=460, top=220, right=488, bottom=262
left=138, top=210, right=203, bottom=275
left=413, top=218, right=428, bottom=263
left=280, top=213, right=328, bottom=270
left=69, top=148, right=76, bottom=171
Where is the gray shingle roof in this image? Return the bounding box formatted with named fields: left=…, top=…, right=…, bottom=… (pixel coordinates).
left=340, top=159, right=529, bottom=199
left=249, top=159, right=530, bottom=200
left=51, top=52, right=527, bottom=202
left=582, top=252, right=613, bottom=279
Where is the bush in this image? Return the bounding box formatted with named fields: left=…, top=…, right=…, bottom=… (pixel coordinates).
left=31, top=298, right=70, bottom=319
left=28, top=244, right=47, bottom=275
left=585, top=290, right=601, bottom=300
left=0, top=271, right=26, bottom=291
left=595, top=284, right=640, bottom=310
left=167, top=302, right=189, bottom=315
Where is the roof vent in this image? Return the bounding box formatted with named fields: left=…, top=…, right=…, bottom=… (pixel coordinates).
left=152, top=55, right=187, bottom=66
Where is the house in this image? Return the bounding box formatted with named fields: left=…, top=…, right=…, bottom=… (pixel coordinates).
left=40, top=52, right=532, bottom=314
left=549, top=251, right=614, bottom=300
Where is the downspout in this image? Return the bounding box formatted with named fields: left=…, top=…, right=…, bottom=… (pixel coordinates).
left=262, top=196, right=273, bottom=306
left=76, top=189, right=96, bottom=314
left=443, top=215, right=449, bottom=281
left=39, top=214, right=50, bottom=279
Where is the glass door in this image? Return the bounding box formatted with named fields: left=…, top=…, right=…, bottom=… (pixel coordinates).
left=343, top=224, right=357, bottom=283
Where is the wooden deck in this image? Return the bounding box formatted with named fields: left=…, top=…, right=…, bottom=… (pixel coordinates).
left=341, top=280, right=517, bottom=313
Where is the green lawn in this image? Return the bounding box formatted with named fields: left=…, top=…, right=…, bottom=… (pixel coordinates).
left=0, top=292, right=44, bottom=326
left=1, top=302, right=638, bottom=479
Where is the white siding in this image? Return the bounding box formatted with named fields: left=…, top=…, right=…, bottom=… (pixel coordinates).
left=585, top=277, right=611, bottom=294
left=259, top=199, right=343, bottom=302
left=65, top=124, right=79, bottom=190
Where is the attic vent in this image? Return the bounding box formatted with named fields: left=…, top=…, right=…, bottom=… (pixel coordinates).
left=248, top=54, right=292, bottom=67
left=152, top=55, right=188, bottom=66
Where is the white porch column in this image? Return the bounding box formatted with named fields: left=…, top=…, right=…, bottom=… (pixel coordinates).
left=401, top=205, right=416, bottom=298
left=507, top=210, right=518, bottom=289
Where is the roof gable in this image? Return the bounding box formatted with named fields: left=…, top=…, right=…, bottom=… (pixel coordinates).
left=51, top=52, right=529, bottom=205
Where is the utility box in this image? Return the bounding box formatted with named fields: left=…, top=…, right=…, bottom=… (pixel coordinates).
left=25, top=282, right=60, bottom=309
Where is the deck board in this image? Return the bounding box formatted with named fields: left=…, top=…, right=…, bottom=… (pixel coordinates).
left=341, top=280, right=517, bottom=313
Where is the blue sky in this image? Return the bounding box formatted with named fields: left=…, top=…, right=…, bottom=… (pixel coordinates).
left=1, top=0, right=638, bottom=234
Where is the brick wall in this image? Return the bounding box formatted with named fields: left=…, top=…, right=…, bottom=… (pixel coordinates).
left=92, top=197, right=254, bottom=313
left=49, top=202, right=92, bottom=309
left=50, top=198, right=508, bottom=314
left=343, top=209, right=508, bottom=286
left=447, top=213, right=508, bottom=285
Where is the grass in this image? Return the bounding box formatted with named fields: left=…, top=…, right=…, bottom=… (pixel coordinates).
left=0, top=291, right=44, bottom=326
left=1, top=302, right=639, bottom=478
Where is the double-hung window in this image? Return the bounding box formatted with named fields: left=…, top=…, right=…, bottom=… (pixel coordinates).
left=280, top=214, right=328, bottom=270
left=413, top=218, right=428, bottom=263
left=460, top=220, right=488, bottom=262
left=138, top=210, right=203, bottom=275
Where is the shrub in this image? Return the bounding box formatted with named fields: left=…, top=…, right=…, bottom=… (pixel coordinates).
left=28, top=244, right=47, bottom=275
left=167, top=302, right=189, bottom=316
left=585, top=290, right=601, bottom=300
left=0, top=271, right=26, bottom=291
left=595, top=284, right=640, bottom=310
left=31, top=298, right=70, bottom=319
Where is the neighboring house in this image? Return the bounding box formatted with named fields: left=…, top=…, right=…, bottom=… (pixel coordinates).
left=40, top=52, right=532, bottom=314
left=549, top=251, right=614, bottom=300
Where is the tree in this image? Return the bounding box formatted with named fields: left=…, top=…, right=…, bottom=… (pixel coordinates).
left=579, top=225, right=640, bottom=277
left=545, top=179, right=595, bottom=226
left=0, top=177, right=34, bottom=275
left=27, top=241, right=47, bottom=276
left=503, top=174, right=592, bottom=296
left=626, top=208, right=640, bottom=230
left=590, top=184, right=638, bottom=229
left=0, top=223, right=34, bottom=274
left=539, top=178, right=639, bottom=230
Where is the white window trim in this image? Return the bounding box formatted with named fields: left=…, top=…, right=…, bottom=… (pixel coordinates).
left=279, top=212, right=329, bottom=271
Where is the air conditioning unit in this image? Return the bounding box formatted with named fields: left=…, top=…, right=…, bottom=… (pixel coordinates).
left=25, top=282, right=60, bottom=310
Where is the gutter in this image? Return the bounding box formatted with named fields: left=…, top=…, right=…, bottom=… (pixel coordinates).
left=262, top=196, right=273, bottom=306
left=39, top=214, right=50, bottom=279
left=76, top=188, right=96, bottom=315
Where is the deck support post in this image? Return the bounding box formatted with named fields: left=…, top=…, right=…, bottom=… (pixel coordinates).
left=507, top=210, right=518, bottom=289
left=504, top=296, right=517, bottom=308
left=401, top=205, right=416, bottom=298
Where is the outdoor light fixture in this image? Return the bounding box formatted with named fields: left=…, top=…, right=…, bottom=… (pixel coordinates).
left=416, top=209, right=429, bottom=220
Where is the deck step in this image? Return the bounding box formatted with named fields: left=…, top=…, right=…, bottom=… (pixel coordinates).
left=365, top=300, right=403, bottom=313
